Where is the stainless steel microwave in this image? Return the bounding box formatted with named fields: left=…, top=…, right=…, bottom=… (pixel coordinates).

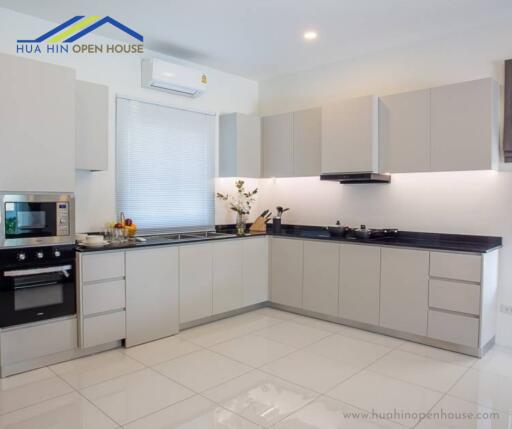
left=0, top=193, right=75, bottom=248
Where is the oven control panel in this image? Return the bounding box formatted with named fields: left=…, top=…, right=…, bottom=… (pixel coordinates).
left=56, top=202, right=70, bottom=236
left=0, top=245, right=75, bottom=268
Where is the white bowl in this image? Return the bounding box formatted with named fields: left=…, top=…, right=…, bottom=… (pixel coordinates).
left=85, top=235, right=104, bottom=244
left=75, top=233, right=88, bottom=242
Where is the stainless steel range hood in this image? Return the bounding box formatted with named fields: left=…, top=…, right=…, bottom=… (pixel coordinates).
left=320, top=173, right=391, bottom=184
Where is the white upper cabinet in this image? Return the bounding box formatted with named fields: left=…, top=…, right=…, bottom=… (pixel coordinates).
left=322, top=95, right=379, bottom=174
left=262, top=108, right=322, bottom=177
left=379, top=89, right=430, bottom=173
left=0, top=54, right=75, bottom=192
left=76, top=80, right=109, bottom=171
left=293, top=108, right=322, bottom=176
left=219, top=113, right=261, bottom=178
left=430, top=78, right=499, bottom=172
left=262, top=112, right=294, bottom=177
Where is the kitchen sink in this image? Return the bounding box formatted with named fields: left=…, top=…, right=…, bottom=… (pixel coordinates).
left=181, top=231, right=237, bottom=239
left=141, top=231, right=237, bottom=242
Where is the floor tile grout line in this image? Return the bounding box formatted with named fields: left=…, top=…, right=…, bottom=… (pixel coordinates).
left=51, top=370, right=122, bottom=428
left=411, top=363, right=474, bottom=428
left=125, top=342, right=207, bottom=368
left=182, top=317, right=287, bottom=348
left=49, top=360, right=150, bottom=392
left=0, top=389, right=75, bottom=419
left=322, top=344, right=399, bottom=397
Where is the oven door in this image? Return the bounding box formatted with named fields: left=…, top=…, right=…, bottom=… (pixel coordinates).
left=0, top=264, right=76, bottom=327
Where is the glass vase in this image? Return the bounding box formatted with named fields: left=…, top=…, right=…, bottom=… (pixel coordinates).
left=236, top=213, right=246, bottom=236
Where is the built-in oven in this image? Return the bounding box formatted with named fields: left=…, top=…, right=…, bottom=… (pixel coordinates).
left=0, top=193, right=75, bottom=248
left=0, top=245, right=76, bottom=328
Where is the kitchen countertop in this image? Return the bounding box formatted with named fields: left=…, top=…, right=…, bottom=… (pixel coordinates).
left=76, top=225, right=502, bottom=254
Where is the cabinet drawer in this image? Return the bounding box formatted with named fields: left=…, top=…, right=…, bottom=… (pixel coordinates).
left=430, top=252, right=481, bottom=282
left=82, top=252, right=125, bottom=283
left=0, top=318, right=77, bottom=364
left=83, top=279, right=126, bottom=316
left=82, top=311, right=125, bottom=348
left=428, top=310, right=479, bottom=348
left=429, top=279, right=480, bottom=315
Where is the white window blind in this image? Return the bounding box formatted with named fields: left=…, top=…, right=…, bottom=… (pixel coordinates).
left=116, top=97, right=215, bottom=231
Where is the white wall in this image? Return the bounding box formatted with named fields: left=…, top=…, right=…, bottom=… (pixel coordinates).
left=0, top=7, right=259, bottom=231
left=258, top=14, right=512, bottom=346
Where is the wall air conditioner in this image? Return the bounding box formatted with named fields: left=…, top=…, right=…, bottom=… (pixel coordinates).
left=141, top=59, right=208, bottom=97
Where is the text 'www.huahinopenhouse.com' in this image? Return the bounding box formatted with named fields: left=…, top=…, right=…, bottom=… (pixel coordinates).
left=342, top=408, right=500, bottom=422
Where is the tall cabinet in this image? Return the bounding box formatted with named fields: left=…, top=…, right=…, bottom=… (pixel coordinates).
left=0, top=53, right=75, bottom=192
left=76, top=80, right=109, bottom=171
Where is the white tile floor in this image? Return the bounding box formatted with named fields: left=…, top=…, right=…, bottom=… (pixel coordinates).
left=0, top=308, right=511, bottom=428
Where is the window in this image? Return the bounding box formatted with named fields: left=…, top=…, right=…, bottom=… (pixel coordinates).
left=116, top=97, right=215, bottom=230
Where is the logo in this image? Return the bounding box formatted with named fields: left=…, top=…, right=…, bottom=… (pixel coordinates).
left=17, top=16, right=144, bottom=55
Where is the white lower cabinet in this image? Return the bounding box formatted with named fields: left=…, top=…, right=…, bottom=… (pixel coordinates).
left=270, top=238, right=303, bottom=308
left=179, top=243, right=213, bottom=323
left=428, top=310, right=479, bottom=348
left=213, top=240, right=243, bottom=314
left=0, top=318, right=77, bottom=366
left=380, top=248, right=429, bottom=336
left=82, top=311, right=125, bottom=349
left=79, top=252, right=127, bottom=349
left=125, top=247, right=179, bottom=347
left=302, top=240, right=339, bottom=317
left=242, top=237, right=269, bottom=306
left=339, top=244, right=381, bottom=325
left=82, top=279, right=125, bottom=316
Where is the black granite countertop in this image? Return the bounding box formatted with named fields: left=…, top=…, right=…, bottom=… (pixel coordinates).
left=76, top=225, right=501, bottom=254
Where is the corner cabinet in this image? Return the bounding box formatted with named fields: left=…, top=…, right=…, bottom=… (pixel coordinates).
left=0, top=53, right=75, bottom=192
left=321, top=95, right=378, bottom=174
left=76, top=80, right=109, bottom=171
left=219, top=113, right=261, bottom=178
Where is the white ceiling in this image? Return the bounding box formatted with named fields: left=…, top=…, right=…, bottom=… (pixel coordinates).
left=2, top=0, right=512, bottom=81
